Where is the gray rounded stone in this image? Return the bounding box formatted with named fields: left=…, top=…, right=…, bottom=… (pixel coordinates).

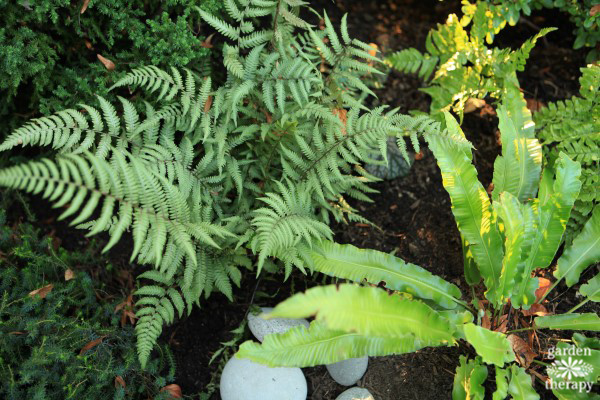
left=335, top=387, right=374, bottom=400
left=248, top=307, right=310, bottom=342
left=326, top=357, right=369, bottom=386
left=220, top=357, right=307, bottom=400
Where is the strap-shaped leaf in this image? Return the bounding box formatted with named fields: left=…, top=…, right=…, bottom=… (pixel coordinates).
left=492, top=90, right=542, bottom=203
left=462, top=235, right=481, bottom=286
left=508, top=365, right=539, bottom=400
left=514, top=153, right=582, bottom=308
left=580, top=273, right=600, bottom=302
left=426, top=113, right=504, bottom=305
left=268, top=284, right=455, bottom=344
left=535, top=313, right=600, bottom=331
left=529, top=153, right=582, bottom=268
left=452, top=356, right=487, bottom=400
left=493, top=366, right=509, bottom=400
left=463, top=323, right=515, bottom=367
left=236, top=321, right=430, bottom=367
left=305, top=240, right=463, bottom=309
left=554, top=206, right=600, bottom=287
left=494, top=192, right=526, bottom=304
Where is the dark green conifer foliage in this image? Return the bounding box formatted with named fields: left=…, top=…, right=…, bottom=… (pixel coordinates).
left=0, top=210, right=175, bottom=399
left=0, top=0, right=222, bottom=137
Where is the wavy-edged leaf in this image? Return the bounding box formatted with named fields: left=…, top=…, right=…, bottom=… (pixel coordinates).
left=452, top=356, right=487, bottom=400
left=493, top=366, right=509, bottom=400
left=580, top=273, right=600, bottom=302
left=236, top=321, right=430, bottom=367
left=514, top=153, right=582, bottom=308
left=305, top=240, right=463, bottom=309
left=494, top=192, right=526, bottom=304
left=535, top=313, right=600, bottom=331
left=426, top=113, right=504, bottom=305
left=508, top=365, right=539, bottom=400
left=492, top=88, right=542, bottom=203
left=554, top=206, right=600, bottom=287
left=268, top=284, right=455, bottom=344
left=463, top=323, right=515, bottom=367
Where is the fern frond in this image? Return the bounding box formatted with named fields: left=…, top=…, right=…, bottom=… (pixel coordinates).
left=237, top=320, right=430, bottom=367
left=386, top=48, right=439, bottom=80
left=251, top=181, right=332, bottom=275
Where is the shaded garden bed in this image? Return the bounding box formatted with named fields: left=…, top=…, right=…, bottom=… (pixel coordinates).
left=2, top=0, right=596, bottom=399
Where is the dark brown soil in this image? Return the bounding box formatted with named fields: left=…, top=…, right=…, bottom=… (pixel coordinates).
left=2, top=0, right=595, bottom=399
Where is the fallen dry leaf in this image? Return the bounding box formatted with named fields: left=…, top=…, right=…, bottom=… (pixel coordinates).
left=79, top=336, right=106, bottom=355
left=481, top=312, right=492, bottom=330
left=529, top=368, right=548, bottom=383
left=29, top=284, right=54, bottom=299
left=522, top=303, right=552, bottom=317
left=591, top=5, right=600, bottom=16
left=114, top=376, right=126, bottom=389
left=332, top=108, right=348, bottom=135
left=526, top=98, right=545, bottom=112
left=367, top=43, right=378, bottom=67
left=535, top=278, right=552, bottom=303
left=368, top=43, right=378, bottom=57
left=201, top=33, right=216, bottom=49
left=204, top=94, right=213, bottom=113
left=97, top=54, right=115, bottom=71
left=479, top=104, right=497, bottom=117
left=464, top=98, right=486, bottom=114
left=80, top=0, right=90, bottom=14
left=161, top=384, right=183, bottom=399
left=64, top=269, right=75, bottom=281
left=495, top=314, right=508, bottom=333
left=508, top=334, right=537, bottom=368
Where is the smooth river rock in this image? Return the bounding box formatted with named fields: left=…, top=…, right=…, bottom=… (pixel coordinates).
left=220, top=357, right=307, bottom=400
left=335, top=387, right=375, bottom=400
left=248, top=307, right=310, bottom=342
left=326, top=357, right=369, bottom=386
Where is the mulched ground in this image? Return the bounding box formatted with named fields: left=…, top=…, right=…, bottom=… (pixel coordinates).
left=158, top=1, right=594, bottom=399
left=3, top=0, right=596, bottom=398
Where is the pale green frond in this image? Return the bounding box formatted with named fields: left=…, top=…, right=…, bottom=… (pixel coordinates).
left=508, top=365, right=539, bottom=400
left=304, top=240, right=463, bottom=309
left=463, top=323, right=515, bottom=367
left=237, top=320, right=430, bottom=367
left=491, top=89, right=542, bottom=203
left=267, top=284, right=455, bottom=344
left=580, top=273, right=600, bottom=302
left=535, top=313, right=600, bottom=331
left=493, top=366, right=509, bottom=400
left=554, top=206, right=600, bottom=287
left=452, top=356, right=487, bottom=400
left=426, top=113, right=504, bottom=305
left=514, top=152, right=582, bottom=308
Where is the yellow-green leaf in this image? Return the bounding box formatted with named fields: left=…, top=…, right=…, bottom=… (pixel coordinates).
left=464, top=323, right=515, bottom=366
left=268, top=284, right=455, bottom=344
left=305, top=240, right=463, bottom=309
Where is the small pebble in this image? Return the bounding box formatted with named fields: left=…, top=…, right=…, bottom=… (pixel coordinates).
left=326, top=357, right=369, bottom=386
left=248, top=307, right=309, bottom=342
left=335, top=387, right=375, bottom=400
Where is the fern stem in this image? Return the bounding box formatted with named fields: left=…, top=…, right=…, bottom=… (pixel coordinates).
left=539, top=278, right=561, bottom=304
left=505, top=326, right=536, bottom=334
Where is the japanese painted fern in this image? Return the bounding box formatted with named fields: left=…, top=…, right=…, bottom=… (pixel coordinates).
left=0, top=0, right=440, bottom=367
